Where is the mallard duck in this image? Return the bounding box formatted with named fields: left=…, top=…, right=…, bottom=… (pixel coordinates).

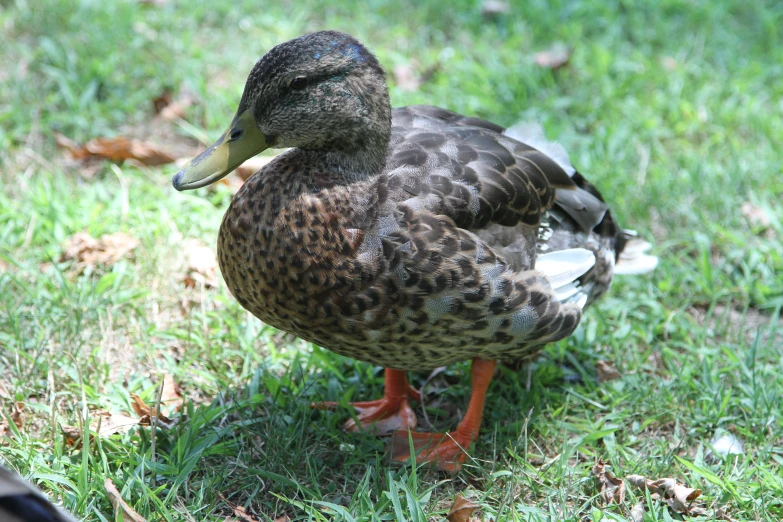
left=173, top=31, right=657, bottom=471
left=0, top=465, right=76, bottom=522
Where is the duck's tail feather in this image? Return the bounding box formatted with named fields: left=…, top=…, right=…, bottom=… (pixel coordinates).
left=615, top=235, right=659, bottom=275
left=535, top=248, right=595, bottom=309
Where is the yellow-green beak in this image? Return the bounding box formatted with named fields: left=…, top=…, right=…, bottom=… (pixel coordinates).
left=172, top=109, right=271, bottom=191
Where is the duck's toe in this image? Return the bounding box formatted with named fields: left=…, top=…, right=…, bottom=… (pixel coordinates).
left=389, top=429, right=472, bottom=472
left=315, top=395, right=418, bottom=435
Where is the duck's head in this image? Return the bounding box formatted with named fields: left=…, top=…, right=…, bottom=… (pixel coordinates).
left=173, top=31, right=391, bottom=190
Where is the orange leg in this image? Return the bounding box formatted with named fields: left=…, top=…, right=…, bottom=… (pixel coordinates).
left=314, top=368, right=420, bottom=435
left=390, top=358, right=496, bottom=472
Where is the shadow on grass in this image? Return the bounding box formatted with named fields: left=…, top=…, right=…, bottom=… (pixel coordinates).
left=132, top=354, right=578, bottom=518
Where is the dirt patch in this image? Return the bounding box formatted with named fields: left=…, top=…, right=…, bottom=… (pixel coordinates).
left=688, top=304, right=782, bottom=347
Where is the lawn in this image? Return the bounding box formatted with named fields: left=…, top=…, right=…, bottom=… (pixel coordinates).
left=1, top=0, right=782, bottom=520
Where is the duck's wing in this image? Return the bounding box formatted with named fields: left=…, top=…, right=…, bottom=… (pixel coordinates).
left=386, top=106, right=614, bottom=268
left=0, top=465, right=76, bottom=522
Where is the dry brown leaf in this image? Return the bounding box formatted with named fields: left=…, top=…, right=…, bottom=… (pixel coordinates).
left=60, top=412, right=140, bottom=449
left=596, top=359, right=621, bottom=382
left=129, top=393, right=174, bottom=426
left=393, top=62, right=421, bottom=92
left=627, top=474, right=702, bottom=515
left=105, top=478, right=148, bottom=522
left=273, top=516, right=291, bottom=522
left=59, top=424, right=85, bottom=449
left=534, top=43, right=572, bottom=70
left=60, top=231, right=139, bottom=269
left=152, top=90, right=173, bottom=114
left=482, top=0, right=510, bottom=16
left=446, top=494, right=479, bottom=522
left=94, top=412, right=140, bottom=438
left=154, top=90, right=196, bottom=121
left=56, top=133, right=175, bottom=166
left=10, top=402, right=24, bottom=431
left=54, top=133, right=88, bottom=159
left=129, top=394, right=151, bottom=419
left=180, top=240, right=219, bottom=289
left=160, top=373, right=184, bottom=413
left=219, top=493, right=260, bottom=522
left=161, top=94, right=195, bottom=121
left=592, top=459, right=625, bottom=504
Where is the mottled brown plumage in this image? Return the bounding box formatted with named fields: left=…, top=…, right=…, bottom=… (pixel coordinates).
left=174, top=31, right=656, bottom=470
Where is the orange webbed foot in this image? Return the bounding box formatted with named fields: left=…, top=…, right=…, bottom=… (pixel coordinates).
left=315, top=394, right=418, bottom=434
left=312, top=369, right=420, bottom=435
left=387, top=358, right=497, bottom=472
left=389, top=429, right=472, bottom=472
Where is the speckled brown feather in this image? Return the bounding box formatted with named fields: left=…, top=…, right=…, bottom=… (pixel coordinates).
left=215, top=32, right=628, bottom=370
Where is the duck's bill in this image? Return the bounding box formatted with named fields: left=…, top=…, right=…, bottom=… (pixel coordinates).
left=172, top=109, right=272, bottom=191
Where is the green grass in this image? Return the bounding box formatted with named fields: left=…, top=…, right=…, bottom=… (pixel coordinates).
left=1, top=0, right=782, bottom=520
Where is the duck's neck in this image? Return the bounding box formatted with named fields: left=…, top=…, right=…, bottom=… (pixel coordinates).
left=299, top=88, right=392, bottom=183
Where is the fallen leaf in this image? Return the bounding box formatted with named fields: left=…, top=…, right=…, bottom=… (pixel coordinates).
left=129, top=393, right=174, bottom=427
left=56, top=133, right=175, bottom=166
left=60, top=411, right=141, bottom=449
left=446, top=494, right=479, bottom=522
left=152, top=90, right=172, bottom=114
left=534, top=43, right=572, bottom=70
left=155, top=90, right=196, bottom=121
left=627, top=474, right=701, bottom=515
left=160, top=373, right=184, bottom=413
left=219, top=493, right=260, bottom=522
left=105, top=478, right=148, bottom=522
left=274, top=516, right=291, bottom=522
left=54, top=133, right=88, bottom=159
left=129, top=393, right=152, bottom=419
left=596, top=359, right=621, bottom=382
left=630, top=502, right=645, bottom=522
left=592, top=459, right=625, bottom=504
left=94, top=412, right=141, bottom=438
left=60, top=231, right=139, bottom=270
left=59, top=424, right=85, bottom=449
left=9, top=402, right=24, bottom=431
left=482, top=0, right=510, bottom=17
left=180, top=240, right=219, bottom=289
left=393, top=61, right=421, bottom=92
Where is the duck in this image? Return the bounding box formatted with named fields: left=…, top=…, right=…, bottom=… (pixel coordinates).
left=172, top=30, right=657, bottom=471
left=0, top=464, right=76, bottom=522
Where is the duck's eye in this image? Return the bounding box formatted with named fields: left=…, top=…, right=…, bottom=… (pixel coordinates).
left=228, top=128, right=244, bottom=141
left=290, top=76, right=308, bottom=90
